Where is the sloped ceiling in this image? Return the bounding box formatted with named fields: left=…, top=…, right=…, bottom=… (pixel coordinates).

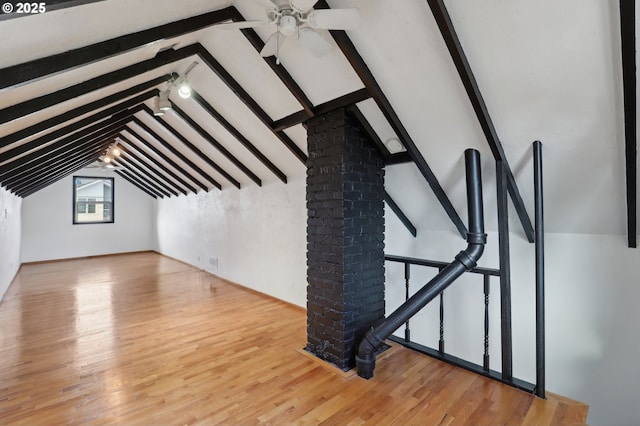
left=0, top=0, right=633, bottom=239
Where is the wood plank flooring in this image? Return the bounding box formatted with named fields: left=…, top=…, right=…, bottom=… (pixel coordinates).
left=0, top=252, right=588, bottom=425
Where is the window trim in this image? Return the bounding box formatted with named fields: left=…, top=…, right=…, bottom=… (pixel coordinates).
left=72, top=176, right=115, bottom=225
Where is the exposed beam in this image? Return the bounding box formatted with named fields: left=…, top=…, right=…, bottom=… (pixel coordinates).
left=15, top=141, right=111, bottom=195
left=0, top=45, right=198, bottom=127
left=114, top=170, right=158, bottom=199
left=116, top=169, right=165, bottom=199
left=194, top=45, right=307, bottom=164
left=5, top=127, right=123, bottom=192
left=620, top=0, right=637, bottom=248
left=1, top=75, right=170, bottom=149
left=19, top=156, right=99, bottom=198
left=112, top=158, right=174, bottom=198
left=386, top=153, right=413, bottom=165
left=190, top=91, right=287, bottom=183
left=345, top=105, right=390, bottom=160
left=0, top=7, right=236, bottom=90
left=0, top=113, right=134, bottom=177
left=117, top=169, right=165, bottom=198
left=0, top=91, right=152, bottom=162
left=120, top=130, right=198, bottom=194
left=384, top=191, right=417, bottom=237
left=119, top=148, right=189, bottom=196
left=4, top=134, right=115, bottom=190
left=136, top=111, right=229, bottom=189
left=425, top=0, right=534, bottom=243
left=274, top=88, right=372, bottom=132
left=315, top=1, right=467, bottom=238
left=170, top=104, right=262, bottom=186
left=124, top=122, right=210, bottom=192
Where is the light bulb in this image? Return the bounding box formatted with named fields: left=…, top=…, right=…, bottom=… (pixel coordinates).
left=111, top=147, right=121, bottom=156
left=177, top=82, right=191, bottom=99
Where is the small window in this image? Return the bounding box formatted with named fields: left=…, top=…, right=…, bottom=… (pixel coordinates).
left=73, top=176, right=114, bottom=224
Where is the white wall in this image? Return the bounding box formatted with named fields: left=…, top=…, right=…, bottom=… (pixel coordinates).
left=0, top=187, right=22, bottom=302
left=385, top=205, right=640, bottom=426
left=156, top=176, right=307, bottom=307
left=21, top=168, right=157, bottom=262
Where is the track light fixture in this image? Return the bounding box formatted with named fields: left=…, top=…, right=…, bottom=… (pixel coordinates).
left=153, top=90, right=172, bottom=116
left=152, top=61, right=198, bottom=114
left=173, top=61, right=198, bottom=99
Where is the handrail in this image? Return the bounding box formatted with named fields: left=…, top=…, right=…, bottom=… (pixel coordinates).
left=356, top=149, right=487, bottom=379
left=384, top=255, right=499, bottom=276
left=375, top=141, right=546, bottom=398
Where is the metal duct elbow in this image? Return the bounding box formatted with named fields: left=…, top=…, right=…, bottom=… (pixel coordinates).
left=356, top=149, right=486, bottom=379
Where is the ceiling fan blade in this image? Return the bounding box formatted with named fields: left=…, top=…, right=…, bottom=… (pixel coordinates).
left=215, top=20, right=268, bottom=30
left=308, top=9, right=361, bottom=30
left=292, top=0, right=319, bottom=11
left=260, top=31, right=289, bottom=57
left=297, top=27, right=333, bottom=58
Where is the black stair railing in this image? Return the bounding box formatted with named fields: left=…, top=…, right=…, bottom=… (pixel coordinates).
left=366, top=142, right=546, bottom=398
left=381, top=256, right=536, bottom=394
left=356, top=148, right=487, bottom=379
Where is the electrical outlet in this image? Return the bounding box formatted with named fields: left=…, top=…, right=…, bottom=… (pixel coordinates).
left=209, top=257, right=218, bottom=269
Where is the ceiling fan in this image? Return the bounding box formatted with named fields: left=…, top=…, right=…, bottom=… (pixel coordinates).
left=219, top=0, right=361, bottom=64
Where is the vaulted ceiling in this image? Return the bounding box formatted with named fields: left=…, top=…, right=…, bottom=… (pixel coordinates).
left=0, top=0, right=635, bottom=243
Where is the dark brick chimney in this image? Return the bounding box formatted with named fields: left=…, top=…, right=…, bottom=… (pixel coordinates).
left=305, top=108, right=385, bottom=371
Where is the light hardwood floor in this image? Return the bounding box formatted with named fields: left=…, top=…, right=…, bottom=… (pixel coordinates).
left=0, top=252, right=587, bottom=425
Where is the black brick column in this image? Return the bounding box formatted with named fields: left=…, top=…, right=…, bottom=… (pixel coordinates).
left=305, top=108, right=385, bottom=371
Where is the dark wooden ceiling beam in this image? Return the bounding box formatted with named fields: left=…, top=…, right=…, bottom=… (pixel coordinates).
left=0, top=92, right=151, bottom=162
left=112, top=157, right=174, bottom=197
left=119, top=148, right=189, bottom=196
left=195, top=44, right=308, bottom=163
left=620, top=0, right=637, bottom=248
left=191, top=91, right=287, bottom=183
left=386, top=152, right=413, bottom=165
left=18, top=156, right=99, bottom=198
left=0, top=45, right=198, bottom=127
left=114, top=170, right=159, bottom=199
left=140, top=107, right=235, bottom=189
left=384, top=191, right=417, bottom=237
left=4, top=127, right=122, bottom=191
left=115, top=168, right=166, bottom=199
left=0, top=114, right=132, bottom=177
left=345, top=105, right=390, bottom=160
left=170, top=104, right=262, bottom=186
left=425, top=0, right=534, bottom=242
left=315, top=0, right=467, bottom=238
left=0, top=7, right=236, bottom=91
left=273, top=88, right=372, bottom=132
left=123, top=122, right=210, bottom=192
left=3, top=135, right=113, bottom=189
left=119, top=130, right=199, bottom=194
left=1, top=75, right=171, bottom=149
left=14, top=143, right=108, bottom=196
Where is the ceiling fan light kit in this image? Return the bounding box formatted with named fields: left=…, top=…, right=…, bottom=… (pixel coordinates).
left=217, top=0, right=361, bottom=64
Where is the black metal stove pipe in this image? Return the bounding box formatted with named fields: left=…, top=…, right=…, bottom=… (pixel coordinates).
left=356, top=149, right=487, bottom=379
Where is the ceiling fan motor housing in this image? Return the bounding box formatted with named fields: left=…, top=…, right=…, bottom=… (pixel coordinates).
left=279, top=13, right=298, bottom=35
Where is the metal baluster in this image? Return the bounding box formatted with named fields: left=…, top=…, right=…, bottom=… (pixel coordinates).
left=404, top=262, right=411, bottom=342
left=483, top=274, right=490, bottom=372
left=439, top=278, right=445, bottom=354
